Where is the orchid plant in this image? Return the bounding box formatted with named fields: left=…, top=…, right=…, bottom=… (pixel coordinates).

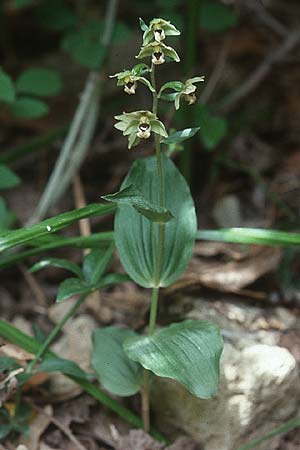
left=92, top=17, right=224, bottom=432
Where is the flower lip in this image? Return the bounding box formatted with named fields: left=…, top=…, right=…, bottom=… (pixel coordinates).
left=139, top=123, right=150, bottom=132
left=126, top=81, right=134, bottom=88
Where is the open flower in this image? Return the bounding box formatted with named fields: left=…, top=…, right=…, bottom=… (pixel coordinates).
left=174, top=77, right=205, bottom=109
left=159, top=77, right=205, bottom=110
left=114, top=111, right=168, bottom=149
left=110, top=64, right=154, bottom=95
left=136, top=42, right=180, bottom=65
left=142, top=18, right=180, bottom=45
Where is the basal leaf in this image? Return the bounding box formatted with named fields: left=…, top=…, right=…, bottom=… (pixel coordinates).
left=10, top=97, right=49, bottom=119
left=124, top=320, right=223, bottom=399
left=0, top=69, right=15, bottom=104
left=82, top=243, right=114, bottom=284
left=16, top=68, right=62, bottom=97
left=30, top=258, right=82, bottom=278
left=92, top=327, right=142, bottom=396
left=115, top=155, right=197, bottom=287
left=103, top=184, right=173, bottom=224
left=0, top=165, right=21, bottom=189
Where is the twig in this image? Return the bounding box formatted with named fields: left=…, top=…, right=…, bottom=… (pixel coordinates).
left=246, top=0, right=287, bottom=37
left=32, top=404, right=89, bottom=450
left=73, top=174, right=91, bottom=238
left=18, top=263, right=48, bottom=308
left=218, top=29, right=300, bottom=112
left=200, top=36, right=231, bottom=105
left=31, top=0, right=118, bottom=223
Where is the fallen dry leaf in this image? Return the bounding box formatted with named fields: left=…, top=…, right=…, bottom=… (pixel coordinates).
left=19, top=405, right=53, bottom=450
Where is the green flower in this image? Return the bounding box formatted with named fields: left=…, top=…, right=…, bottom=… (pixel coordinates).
left=159, top=77, right=205, bottom=109
left=110, top=64, right=154, bottom=95
left=114, top=111, right=168, bottom=149
left=142, top=18, right=180, bottom=45
left=136, top=42, right=180, bottom=65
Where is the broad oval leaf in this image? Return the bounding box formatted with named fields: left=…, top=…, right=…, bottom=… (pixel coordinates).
left=16, top=68, right=62, bottom=97
left=10, top=97, right=49, bottom=119
left=124, top=320, right=223, bottom=399
left=30, top=258, right=82, bottom=278
left=103, top=184, right=173, bottom=224
left=0, top=70, right=15, bottom=104
left=115, top=155, right=197, bottom=287
left=92, top=327, right=142, bottom=396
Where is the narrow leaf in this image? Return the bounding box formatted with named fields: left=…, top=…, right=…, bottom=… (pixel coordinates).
left=196, top=228, right=300, bottom=246
left=83, top=243, right=114, bottom=284
left=0, top=69, right=15, bottom=103
left=0, top=203, right=116, bottom=252
left=30, top=258, right=82, bottom=278
left=92, top=327, right=141, bottom=396
left=162, top=127, right=200, bottom=145
left=36, top=357, right=89, bottom=379
left=103, top=185, right=173, bottom=224
left=0, top=165, right=20, bottom=189
left=237, top=418, right=300, bottom=450
left=16, top=68, right=62, bottom=97
left=124, top=320, right=223, bottom=399
left=56, top=278, right=90, bottom=302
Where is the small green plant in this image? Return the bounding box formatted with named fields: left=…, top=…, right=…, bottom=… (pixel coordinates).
left=93, top=17, right=223, bottom=431
left=0, top=66, right=62, bottom=119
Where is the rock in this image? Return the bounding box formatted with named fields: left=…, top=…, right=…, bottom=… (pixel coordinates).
left=49, top=314, right=97, bottom=399
left=152, top=298, right=300, bottom=450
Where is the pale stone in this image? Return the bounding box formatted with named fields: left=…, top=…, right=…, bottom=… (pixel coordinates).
left=152, top=299, right=300, bottom=450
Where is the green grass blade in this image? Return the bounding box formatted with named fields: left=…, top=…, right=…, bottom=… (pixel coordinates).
left=0, top=319, right=166, bottom=442
left=0, top=232, right=114, bottom=269
left=197, top=228, right=300, bottom=246
left=237, top=418, right=300, bottom=450
left=0, top=203, right=116, bottom=252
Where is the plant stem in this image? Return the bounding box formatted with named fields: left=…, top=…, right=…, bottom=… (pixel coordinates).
left=26, top=294, right=86, bottom=373
left=142, top=64, right=167, bottom=433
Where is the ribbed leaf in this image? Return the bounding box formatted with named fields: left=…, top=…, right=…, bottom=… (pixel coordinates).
left=124, top=320, right=223, bottom=399
left=115, top=155, right=197, bottom=287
